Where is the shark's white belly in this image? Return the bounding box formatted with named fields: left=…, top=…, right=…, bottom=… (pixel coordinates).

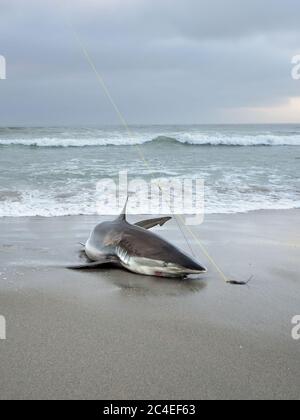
left=116, top=246, right=188, bottom=278
left=127, top=258, right=184, bottom=277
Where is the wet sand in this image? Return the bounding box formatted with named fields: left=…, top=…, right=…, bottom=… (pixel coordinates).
left=0, top=210, right=299, bottom=400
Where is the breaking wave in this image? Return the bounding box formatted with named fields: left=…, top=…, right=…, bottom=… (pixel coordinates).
left=1, top=134, right=300, bottom=148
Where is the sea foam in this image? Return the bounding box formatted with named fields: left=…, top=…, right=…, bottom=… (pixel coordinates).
left=0, top=134, right=300, bottom=147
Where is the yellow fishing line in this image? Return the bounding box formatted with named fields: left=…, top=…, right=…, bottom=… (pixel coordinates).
left=67, top=18, right=232, bottom=284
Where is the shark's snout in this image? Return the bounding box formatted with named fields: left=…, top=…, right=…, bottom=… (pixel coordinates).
left=183, top=265, right=207, bottom=274
left=176, top=254, right=207, bottom=275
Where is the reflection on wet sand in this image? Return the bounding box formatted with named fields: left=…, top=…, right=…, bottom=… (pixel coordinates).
left=72, top=267, right=207, bottom=297
left=75, top=249, right=207, bottom=297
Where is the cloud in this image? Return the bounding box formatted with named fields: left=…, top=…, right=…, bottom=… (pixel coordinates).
left=0, top=0, right=300, bottom=124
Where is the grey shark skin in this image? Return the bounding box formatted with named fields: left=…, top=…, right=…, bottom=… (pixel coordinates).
left=69, top=204, right=207, bottom=278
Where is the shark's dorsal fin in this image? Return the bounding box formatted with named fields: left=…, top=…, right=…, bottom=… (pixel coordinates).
left=118, top=197, right=129, bottom=221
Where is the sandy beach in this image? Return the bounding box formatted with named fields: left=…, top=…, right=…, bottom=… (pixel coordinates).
left=0, top=209, right=299, bottom=400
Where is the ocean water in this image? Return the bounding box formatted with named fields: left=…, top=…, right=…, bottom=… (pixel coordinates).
left=0, top=124, right=299, bottom=217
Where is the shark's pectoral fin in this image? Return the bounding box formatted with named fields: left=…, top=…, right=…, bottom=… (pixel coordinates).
left=135, top=217, right=172, bottom=230
left=67, top=256, right=119, bottom=270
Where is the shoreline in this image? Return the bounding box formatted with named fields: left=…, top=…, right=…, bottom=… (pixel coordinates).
left=0, top=209, right=299, bottom=399
left=0, top=206, right=299, bottom=220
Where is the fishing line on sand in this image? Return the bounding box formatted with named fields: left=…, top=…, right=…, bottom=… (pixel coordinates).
left=65, top=15, right=247, bottom=285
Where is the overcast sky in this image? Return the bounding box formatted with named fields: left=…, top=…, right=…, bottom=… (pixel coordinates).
left=1, top=0, right=300, bottom=125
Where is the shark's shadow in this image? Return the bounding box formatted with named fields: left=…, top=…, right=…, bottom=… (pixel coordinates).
left=76, top=249, right=207, bottom=297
